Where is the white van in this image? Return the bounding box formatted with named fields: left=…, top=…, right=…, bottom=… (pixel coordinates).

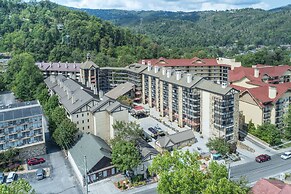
left=6, top=172, right=16, bottom=184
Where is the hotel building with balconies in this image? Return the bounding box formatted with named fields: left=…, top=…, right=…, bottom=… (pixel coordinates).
left=142, top=65, right=239, bottom=142
left=0, top=100, right=46, bottom=157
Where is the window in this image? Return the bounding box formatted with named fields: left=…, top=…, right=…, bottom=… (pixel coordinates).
left=111, top=168, right=115, bottom=175
left=103, top=170, right=107, bottom=177
left=87, top=113, right=89, bottom=116
left=77, top=121, right=79, bottom=124
left=88, top=126, right=90, bottom=129
left=87, top=119, right=89, bottom=122
left=76, top=114, right=78, bottom=118
left=82, top=114, right=84, bottom=117
left=82, top=120, right=84, bottom=124
left=82, top=127, right=84, bottom=130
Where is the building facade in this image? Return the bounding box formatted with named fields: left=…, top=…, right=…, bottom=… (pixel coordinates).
left=45, top=75, right=129, bottom=142
left=229, top=64, right=291, bottom=128
left=142, top=66, right=239, bottom=142
left=0, top=101, right=46, bottom=157
left=140, top=57, right=232, bottom=83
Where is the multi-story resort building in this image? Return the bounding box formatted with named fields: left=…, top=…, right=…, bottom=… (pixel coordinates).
left=142, top=65, right=240, bottom=142
left=140, top=57, right=235, bottom=83
left=0, top=100, right=46, bottom=157
left=44, top=75, right=129, bottom=141
left=229, top=64, right=291, bottom=128
left=37, top=61, right=145, bottom=101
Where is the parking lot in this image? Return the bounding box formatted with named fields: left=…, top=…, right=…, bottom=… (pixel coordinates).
left=7, top=131, right=83, bottom=194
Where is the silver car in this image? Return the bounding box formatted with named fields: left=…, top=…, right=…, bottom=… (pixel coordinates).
left=0, top=172, right=4, bottom=184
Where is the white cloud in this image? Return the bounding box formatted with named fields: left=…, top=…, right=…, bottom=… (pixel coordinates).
left=48, top=0, right=283, bottom=11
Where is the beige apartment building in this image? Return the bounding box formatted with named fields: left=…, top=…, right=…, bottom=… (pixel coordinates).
left=142, top=65, right=239, bottom=142
left=229, top=64, right=291, bottom=128
left=45, top=75, right=129, bottom=142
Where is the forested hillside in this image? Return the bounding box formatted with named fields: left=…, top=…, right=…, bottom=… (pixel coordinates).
left=79, top=7, right=291, bottom=49
left=0, top=0, right=160, bottom=66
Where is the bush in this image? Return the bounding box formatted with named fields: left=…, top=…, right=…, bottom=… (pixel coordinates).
left=17, top=165, right=24, bottom=171
left=117, top=181, right=121, bottom=188
left=122, top=183, right=127, bottom=190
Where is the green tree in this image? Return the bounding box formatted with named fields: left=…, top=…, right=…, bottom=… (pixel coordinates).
left=44, top=95, right=59, bottom=117
left=111, top=140, right=141, bottom=173
left=0, top=179, right=35, bottom=194
left=206, top=138, right=231, bottom=155
left=149, top=150, right=248, bottom=194
left=49, top=106, right=67, bottom=133
left=3, top=53, right=35, bottom=89
left=52, top=118, right=78, bottom=150
left=111, top=121, right=143, bottom=145
left=10, top=54, right=43, bottom=101
left=284, top=105, right=291, bottom=140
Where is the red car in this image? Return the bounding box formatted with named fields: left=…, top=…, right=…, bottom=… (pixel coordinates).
left=255, top=154, right=271, bottom=163
left=27, top=158, right=46, bottom=166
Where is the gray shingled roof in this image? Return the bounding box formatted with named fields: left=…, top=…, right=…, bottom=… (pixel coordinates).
left=69, top=134, right=112, bottom=173
left=195, top=79, right=234, bottom=95
left=105, top=82, right=134, bottom=100
left=138, top=139, right=159, bottom=161
left=125, top=63, right=147, bottom=74
left=157, top=130, right=195, bottom=148
left=143, top=68, right=235, bottom=94
left=80, top=60, right=99, bottom=69
left=143, top=68, right=204, bottom=88
left=45, top=75, right=98, bottom=114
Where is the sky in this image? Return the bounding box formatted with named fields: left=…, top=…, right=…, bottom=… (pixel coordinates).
left=49, top=0, right=291, bottom=11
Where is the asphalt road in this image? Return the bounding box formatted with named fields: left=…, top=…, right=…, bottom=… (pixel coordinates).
left=230, top=153, right=291, bottom=184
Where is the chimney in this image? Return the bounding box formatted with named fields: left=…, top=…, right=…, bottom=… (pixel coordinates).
left=176, top=71, right=182, bottom=80
left=254, top=68, right=259, bottom=78
left=221, top=82, right=227, bottom=89
left=166, top=69, right=171, bottom=78
left=71, top=93, right=76, bottom=104
left=141, top=60, right=145, bottom=65
left=66, top=62, right=68, bottom=68
left=186, top=73, right=192, bottom=83
left=162, top=67, right=166, bottom=75
left=58, top=62, right=61, bottom=68
left=154, top=66, right=159, bottom=73
left=67, top=89, right=71, bottom=100
left=74, top=64, right=76, bottom=69
left=147, top=61, right=152, bottom=71
left=268, top=86, right=277, bottom=99
left=50, top=76, right=56, bottom=83
left=49, top=62, right=52, bottom=68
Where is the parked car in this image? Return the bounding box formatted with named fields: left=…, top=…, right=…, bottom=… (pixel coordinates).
left=255, top=154, right=271, bottom=163
left=27, top=157, right=46, bottom=166
left=0, top=172, right=4, bottom=184
left=6, top=172, right=16, bottom=184
left=281, top=152, right=291, bottom=160
left=36, top=168, right=45, bottom=180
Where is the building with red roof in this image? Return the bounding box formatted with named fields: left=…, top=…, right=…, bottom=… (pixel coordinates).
left=251, top=179, right=291, bottom=194
left=229, top=64, right=291, bottom=89
left=140, top=57, right=240, bottom=83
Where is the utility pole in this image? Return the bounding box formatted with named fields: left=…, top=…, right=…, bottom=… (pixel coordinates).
left=84, top=156, right=88, bottom=194
left=228, top=161, right=231, bottom=180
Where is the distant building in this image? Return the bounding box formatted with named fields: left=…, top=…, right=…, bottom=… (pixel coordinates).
left=0, top=100, right=46, bottom=158
left=140, top=57, right=233, bottom=83
left=68, top=133, right=118, bottom=186
left=142, top=66, right=239, bottom=142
